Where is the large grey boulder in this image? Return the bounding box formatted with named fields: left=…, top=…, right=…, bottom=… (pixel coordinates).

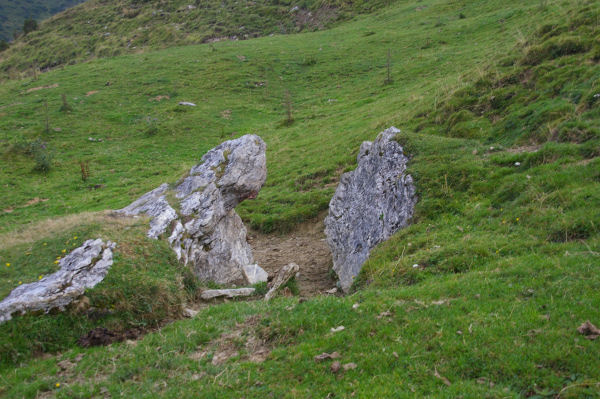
left=0, top=239, right=115, bottom=323
left=118, top=135, right=267, bottom=285
left=324, top=127, right=416, bottom=292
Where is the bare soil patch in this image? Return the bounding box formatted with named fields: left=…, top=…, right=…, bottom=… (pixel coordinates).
left=248, top=214, right=336, bottom=296
left=77, top=327, right=144, bottom=347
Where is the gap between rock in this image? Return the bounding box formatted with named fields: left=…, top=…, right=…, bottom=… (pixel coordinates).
left=248, top=212, right=336, bottom=297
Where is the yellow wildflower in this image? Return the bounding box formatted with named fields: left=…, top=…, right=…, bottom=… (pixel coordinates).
left=516, top=217, right=520, bottom=222
left=43, top=243, right=47, bottom=246
left=38, top=275, right=43, bottom=280
left=18, top=281, right=22, bottom=285
left=54, top=260, right=59, bottom=264
left=61, top=249, right=66, bottom=253
left=5, top=263, right=9, bottom=267
left=55, top=383, right=60, bottom=388
left=74, top=236, right=78, bottom=240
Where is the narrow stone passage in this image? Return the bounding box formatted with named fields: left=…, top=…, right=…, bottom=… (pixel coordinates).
left=248, top=215, right=336, bottom=296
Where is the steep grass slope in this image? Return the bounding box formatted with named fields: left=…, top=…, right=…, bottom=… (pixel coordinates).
left=0, top=0, right=85, bottom=42
left=0, top=0, right=599, bottom=397
left=0, top=0, right=395, bottom=77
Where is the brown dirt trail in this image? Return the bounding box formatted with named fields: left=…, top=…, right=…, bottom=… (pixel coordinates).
left=248, top=214, right=336, bottom=296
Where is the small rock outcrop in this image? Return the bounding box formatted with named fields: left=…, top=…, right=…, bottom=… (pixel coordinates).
left=0, top=239, right=116, bottom=323
left=265, top=263, right=299, bottom=301
left=324, top=127, right=416, bottom=292
left=243, top=264, right=269, bottom=285
left=201, top=288, right=256, bottom=300
left=118, top=135, right=267, bottom=285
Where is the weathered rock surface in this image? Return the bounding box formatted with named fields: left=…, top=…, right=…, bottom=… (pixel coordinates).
left=201, top=288, right=256, bottom=300
left=118, top=135, right=267, bottom=285
left=0, top=239, right=116, bottom=323
left=324, top=127, right=416, bottom=292
left=243, top=264, right=269, bottom=285
left=265, top=262, right=299, bottom=301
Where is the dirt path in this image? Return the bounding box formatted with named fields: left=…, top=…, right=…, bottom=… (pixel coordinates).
left=248, top=214, right=336, bottom=296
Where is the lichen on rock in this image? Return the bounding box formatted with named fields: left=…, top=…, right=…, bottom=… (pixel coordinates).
left=324, top=127, right=417, bottom=292
left=118, top=135, right=267, bottom=285
left=0, top=239, right=116, bottom=323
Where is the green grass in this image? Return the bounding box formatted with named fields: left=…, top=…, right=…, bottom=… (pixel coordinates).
left=0, top=216, right=195, bottom=367
left=0, top=0, right=599, bottom=397
left=0, top=0, right=400, bottom=77
left=0, top=0, right=564, bottom=234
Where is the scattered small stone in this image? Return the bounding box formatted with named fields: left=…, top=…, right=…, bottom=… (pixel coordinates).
left=88, top=137, right=103, bottom=142
left=577, top=321, right=600, bottom=340
left=330, top=361, right=341, bottom=373
left=457, top=330, right=463, bottom=335
left=352, top=303, right=360, bottom=309
left=183, top=308, right=199, bottom=318
left=178, top=102, right=196, bottom=106
left=514, top=162, right=521, bottom=166
left=325, top=287, right=338, bottom=294
left=201, top=288, right=255, bottom=300
left=343, top=362, right=357, bottom=371
left=330, top=326, right=345, bottom=333
left=242, top=264, right=268, bottom=285
left=376, top=311, right=393, bottom=319
left=412, top=264, right=419, bottom=269
left=392, top=352, right=399, bottom=358
left=314, top=352, right=341, bottom=361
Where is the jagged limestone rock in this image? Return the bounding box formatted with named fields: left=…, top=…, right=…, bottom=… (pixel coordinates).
left=265, top=263, right=299, bottom=301
left=324, top=127, right=417, bottom=292
left=118, top=135, right=267, bottom=285
left=201, top=288, right=256, bottom=300
left=0, top=239, right=116, bottom=324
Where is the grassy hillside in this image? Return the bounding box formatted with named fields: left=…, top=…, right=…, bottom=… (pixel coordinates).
left=0, top=0, right=85, bottom=42
left=0, top=0, right=395, bottom=78
left=0, top=0, right=599, bottom=397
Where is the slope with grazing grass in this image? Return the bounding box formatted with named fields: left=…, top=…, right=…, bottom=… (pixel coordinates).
left=0, top=0, right=560, bottom=234
left=0, top=0, right=86, bottom=42
left=0, top=0, right=599, bottom=397
left=0, top=0, right=396, bottom=78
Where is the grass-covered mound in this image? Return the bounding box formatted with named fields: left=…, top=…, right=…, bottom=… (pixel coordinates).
left=0, top=214, right=196, bottom=367
left=0, top=0, right=396, bottom=78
